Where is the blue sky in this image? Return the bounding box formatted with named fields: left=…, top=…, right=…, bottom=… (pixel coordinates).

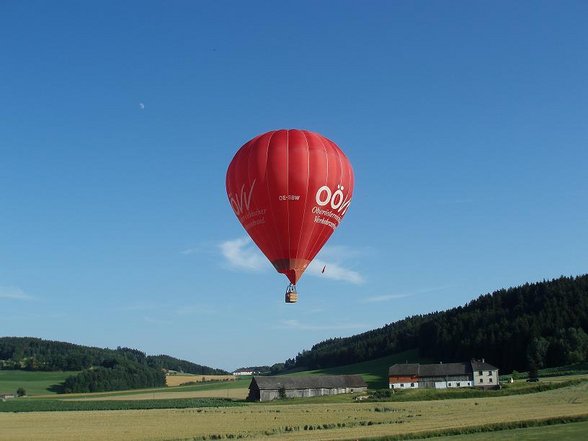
left=1, top=1, right=587, bottom=371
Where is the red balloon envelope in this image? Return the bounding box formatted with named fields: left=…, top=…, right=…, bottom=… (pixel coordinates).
left=226, top=129, right=354, bottom=288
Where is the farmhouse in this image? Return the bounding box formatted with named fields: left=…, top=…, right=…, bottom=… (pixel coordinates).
left=0, top=393, right=15, bottom=401
left=233, top=369, right=254, bottom=376
left=389, top=359, right=499, bottom=389
left=248, top=375, right=367, bottom=402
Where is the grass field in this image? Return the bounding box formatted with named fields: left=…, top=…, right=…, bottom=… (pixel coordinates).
left=2, top=361, right=588, bottom=440
left=0, top=370, right=73, bottom=396
left=406, top=420, right=588, bottom=441
left=1, top=378, right=587, bottom=440
left=287, top=349, right=426, bottom=389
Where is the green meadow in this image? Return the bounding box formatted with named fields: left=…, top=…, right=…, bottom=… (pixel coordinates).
left=365, top=419, right=588, bottom=441
left=437, top=420, right=588, bottom=441
left=0, top=370, right=73, bottom=396
left=286, top=349, right=427, bottom=389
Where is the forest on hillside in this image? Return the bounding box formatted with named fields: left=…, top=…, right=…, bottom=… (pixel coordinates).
left=0, top=337, right=228, bottom=393
left=289, top=275, right=588, bottom=373
left=0, top=337, right=228, bottom=375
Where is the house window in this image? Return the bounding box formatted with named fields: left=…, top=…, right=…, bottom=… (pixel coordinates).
left=400, top=384, right=404, bottom=388
left=411, top=383, right=415, bottom=387
left=480, top=379, right=484, bottom=383
left=488, top=371, right=492, bottom=375
left=479, top=371, right=483, bottom=375
left=457, top=382, right=461, bottom=387
left=489, top=378, right=493, bottom=383
left=448, top=382, right=452, bottom=387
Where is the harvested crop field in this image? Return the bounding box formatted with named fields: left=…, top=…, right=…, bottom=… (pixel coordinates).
left=165, top=374, right=236, bottom=387
left=1, top=382, right=587, bottom=441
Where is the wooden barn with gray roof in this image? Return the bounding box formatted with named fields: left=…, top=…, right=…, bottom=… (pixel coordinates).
left=248, top=375, right=367, bottom=401
left=388, top=359, right=499, bottom=389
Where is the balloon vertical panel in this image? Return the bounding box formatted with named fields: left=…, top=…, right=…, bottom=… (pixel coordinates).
left=286, top=130, right=310, bottom=268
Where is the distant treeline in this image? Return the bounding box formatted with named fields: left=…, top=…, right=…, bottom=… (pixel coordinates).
left=289, top=275, right=588, bottom=373
left=233, top=366, right=271, bottom=373
left=0, top=337, right=228, bottom=375
left=0, top=337, right=228, bottom=393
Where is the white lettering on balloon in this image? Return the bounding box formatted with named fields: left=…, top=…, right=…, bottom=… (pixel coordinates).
left=313, top=184, right=352, bottom=230
left=229, top=179, right=256, bottom=216
left=278, top=194, right=301, bottom=201
left=228, top=179, right=266, bottom=230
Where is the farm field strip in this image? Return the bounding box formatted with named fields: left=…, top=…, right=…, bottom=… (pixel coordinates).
left=65, top=387, right=249, bottom=401
left=1, top=382, right=587, bottom=441
left=165, top=375, right=236, bottom=387
left=404, top=420, right=588, bottom=441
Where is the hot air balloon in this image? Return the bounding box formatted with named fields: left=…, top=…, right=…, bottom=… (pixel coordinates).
left=226, top=129, right=354, bottom=303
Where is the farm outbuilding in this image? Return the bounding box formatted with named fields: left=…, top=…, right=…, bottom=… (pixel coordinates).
left=248, top=375, right=367, bottom=402
left=389, top=359, right=499, bottom=389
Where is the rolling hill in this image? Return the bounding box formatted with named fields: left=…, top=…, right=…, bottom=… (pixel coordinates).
left=0, top=337, right=229, bottom=393
left=0, top=337, right=228, bottom=375
left=287, top=275, right=588, bottom=374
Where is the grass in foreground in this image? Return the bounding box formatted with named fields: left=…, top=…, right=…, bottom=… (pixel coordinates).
left=420, top=420, right=588, bottom=441
left=361, top=416, right=588, bottom=441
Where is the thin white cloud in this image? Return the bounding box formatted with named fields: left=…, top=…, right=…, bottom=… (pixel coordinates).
left=0, top=286, right=34, bottom=301
left=118, top=303, right=160, bottom=312
left=217, top=239, right=365, bottom=284
left=181, top=241, right=215, bottom=255
left=143, top=316, right=173, bottom=325
left=175, top=304, right=217, bottom=316
left=277, top=319, right=369, bottom=332
left=219, top=237, right=268, bottom=272
left=362, top=285, right=456, bottom=303
left=318, top=245, right=372, bottom=260
left=307, top=258, right=364, bottom=284
left=362, top=293, right=414, bottom=303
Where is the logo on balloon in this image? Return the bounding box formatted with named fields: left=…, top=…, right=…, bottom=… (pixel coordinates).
left=312, top=184, right=352, bottom=231
left=228, top=179, right=266, bottom=231
left=315, top=184, right=352, bottom=215
left=229, top=180, right=256, bottom=217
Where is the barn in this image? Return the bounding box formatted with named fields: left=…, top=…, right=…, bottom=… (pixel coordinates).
left=389, top=359, right=499, bottom=389
left=248, top=375, right=367, bottom=402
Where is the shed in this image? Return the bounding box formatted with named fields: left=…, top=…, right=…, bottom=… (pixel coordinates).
left=248, top=375, right=367, bottom=402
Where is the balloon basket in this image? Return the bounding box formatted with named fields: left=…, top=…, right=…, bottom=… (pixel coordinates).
left=285, top=284, right=298, bottom=303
